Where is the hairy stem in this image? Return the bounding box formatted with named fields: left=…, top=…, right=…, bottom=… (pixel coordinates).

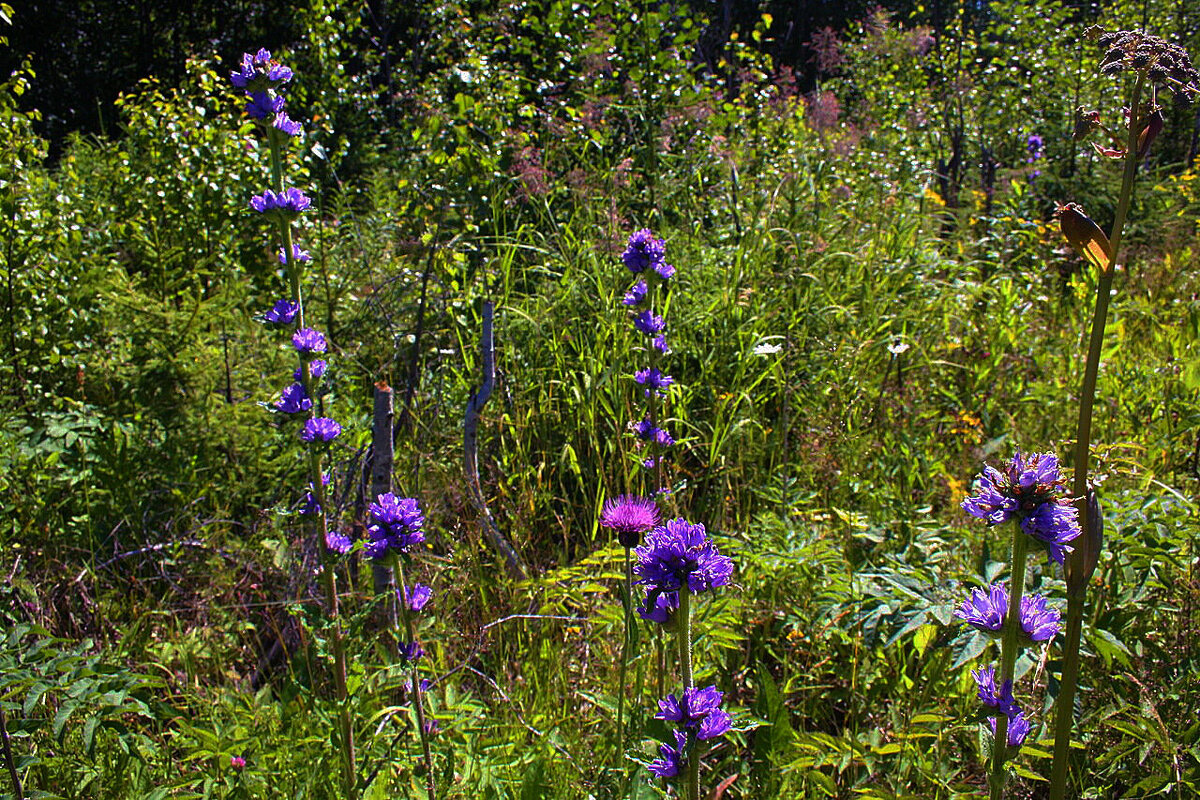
left=989, top=526, right=1030, bottom=799
left=396, top=557, right=436, bottom=800
left=677, top=587, right=698, bottom=800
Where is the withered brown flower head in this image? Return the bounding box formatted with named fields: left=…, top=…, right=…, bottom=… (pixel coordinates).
left=1087, top=26, right=1200, bottom=101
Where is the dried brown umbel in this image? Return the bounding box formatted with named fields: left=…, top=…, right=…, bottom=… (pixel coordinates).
left=1085, top=25, right=1200, bottom=101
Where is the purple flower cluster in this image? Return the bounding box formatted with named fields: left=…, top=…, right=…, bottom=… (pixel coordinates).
left=972, top=666, right=1031, bottom=747
left=961, top=451, right=1081, bottom=564
left=250, top=187, right=311, bottom=220
left=635, top=517, right=734, bottom=595
left=649, top=685, right=733, bottom=777
left=366, top=493, right=426, bottom=559
left=956, top=583, right=1061, bottom=644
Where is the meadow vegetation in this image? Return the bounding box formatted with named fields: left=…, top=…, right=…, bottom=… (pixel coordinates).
left=1, top=0, right=1198, bottom=797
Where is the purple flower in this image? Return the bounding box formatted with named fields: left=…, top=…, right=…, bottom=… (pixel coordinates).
left=989, top=711, right=1031, bottom=747
left=600, top=494, right=660, bottom=548
left=637, top=590, right=679, bottom=625
left=648, top=729, right=688, bottom=778
left=249, top=187, right=311, bottom=219
left=399, top=641, right=424, bottom=663
left=294, top=359, right=327, bottom=382
left=622, top=279, right=649, bottom=306
left=1026, top=133, right=1045, bottom=162
left=622, top=229, right=666, bottom=274
left=652, top=334, right=670, bottom=354
left=301, top=417, right=341, bottom=443
left=971, top=665, right=1017, bottom=716
left=274, top=382, right=312, bottom=414
left=292, top=327, right=327, bottom=356
left=325, top=529, right=353, bottom=555
left=367, top=493, right=426, bottom=557
left=635, top=517, right=733, bottom=594
left=404, top=583, right=433, bottom=612
left=230, top=755, right=246, bottom=770
left=272, top=112, right=303, bottom=137
left=246, top=92, right=284, bottom=120
left=634, top=417, right=674, bottom=448
left=961, top=451, right=1081, bottom=564
left=657, top=685, right=732, bottom=740
left=634, top=367, right=673, bottom=397
left=263, top=299, right=299, bottom=325
left=230, top=48, right=293, bottom=91
left=278, top=244, right=312, bottom=265
left=955, top=584, right=1061, bottom=643
left=654, top=261, right=676, bottom=280
left=633, top=310, right=666, bottom=336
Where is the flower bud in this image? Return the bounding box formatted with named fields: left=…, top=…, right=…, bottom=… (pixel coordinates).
left=1056, top=203, right=1113, bottom=273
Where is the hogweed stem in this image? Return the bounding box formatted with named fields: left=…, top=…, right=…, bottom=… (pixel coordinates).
left=1050, top=70, right=1145, bottom=800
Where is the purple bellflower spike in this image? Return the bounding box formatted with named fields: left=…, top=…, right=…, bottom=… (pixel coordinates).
left=272, top=112, right=303, bottom=137
left=956, top=584, right=1061, bottom=643
left=654, top=261, right=676, bottom=280
left=972, top=665, right=1018, bottom=717
left=989, top=711, right=1031, bottom=747
left=278, top=244, right=312, bottom=265
left=292, top=327, right=327, bottom=356
left=623, top=279, right=649, bottom=306
left=962, top=451, right=1081, bottom=564
left=274, top=382, right=312, bottom=414
left=648, top=729, right=688, bottom=778
left=294, top=359, right=327, bottom=383
left=367, top=493, right=426, bottom=557
left=635, top=518, right=733, bottom=594
left=263, top=299, right=299, bottom=325
left=657, top=685, right=732, bottom=740
left=246, top=92, right=285, bottom=120
left=637, top=590, right=679, bottom=625
left=230, top=48, right=293, bottom=91
left=249, top=187, right=311, bottom=220
left=325, top=529, right=353, bottom=555
left=600, top=494, right=660, bottom=548
left=622, top=229, right=666, bottom=274
left=633, top=309, right=666, bottom=336
left=652, top=334, right=670, bottom=353
left=404, top=583, right=433, bottom=612
left=398, top=641, right=425, bottom=663
left=634, top=417, right=675, bottom=447
left=634, top=367, right=674, bottom=397
left=301, top=417, right=341, bottom=443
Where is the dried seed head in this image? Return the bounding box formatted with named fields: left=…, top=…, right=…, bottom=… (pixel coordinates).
left=1089, top=27, right=1200, bottom=100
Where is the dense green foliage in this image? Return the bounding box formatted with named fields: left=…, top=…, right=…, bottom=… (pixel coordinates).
left=2, top=0, right=1199, bottom=797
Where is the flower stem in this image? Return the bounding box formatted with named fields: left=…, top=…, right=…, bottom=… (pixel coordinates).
left=396, top=557, right=436, bottom=800
left=269, top=124, right=354, bottom=800
left=0, top=706, right=23, bottom=800
left=677, top=587, right=699, bottom=800
left=1050, top=72, right=1144, bottom=800
left=989, top=526, right=1030, bottom=799
left=615, top=547, right=632, bottom=787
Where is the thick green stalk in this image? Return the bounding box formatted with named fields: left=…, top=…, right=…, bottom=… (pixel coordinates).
left=989, top=526, right=1030, bottom=800
left=396, top=557, right=436, bottom=800
left=1050, top=73, right=1144, bottom=800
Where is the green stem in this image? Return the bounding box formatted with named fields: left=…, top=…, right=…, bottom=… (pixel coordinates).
left=396, top=557, right=436, bottom=800
left=268, top=124, right=354, bottom=799
left=989, top=526, right=1030, bottom=800
left=615, top=547, right=632, bottom=786
left=1050, top=72, right=1144, bottom=800
left=677, top=587, right=698, bottom=800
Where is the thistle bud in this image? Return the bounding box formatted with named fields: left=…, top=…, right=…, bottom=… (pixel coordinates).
left=1065, top=488, right=1103, bottom=596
